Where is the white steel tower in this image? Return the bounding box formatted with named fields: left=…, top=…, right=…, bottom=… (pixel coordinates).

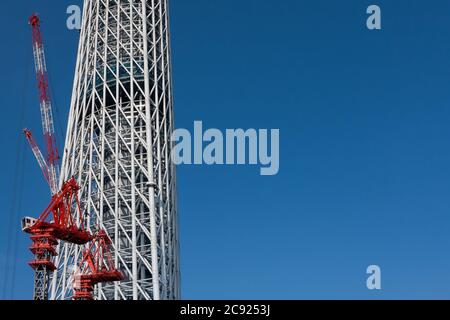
left=49, top=0, right=180, bottom=300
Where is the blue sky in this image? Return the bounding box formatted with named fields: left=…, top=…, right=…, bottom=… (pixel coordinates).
left=1, top=0, right=450, bottom=300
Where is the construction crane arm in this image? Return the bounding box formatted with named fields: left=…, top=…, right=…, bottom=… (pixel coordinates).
left=24, top=177, right=91, bottom=245
left=29, top=13, right=60, bottom=195
left=23, top=129, right=53, bottom=191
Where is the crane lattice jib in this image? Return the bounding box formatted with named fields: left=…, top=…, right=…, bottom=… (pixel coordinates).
left=23, top=129, right=51, bottom=188
left=29, top=14, right=59, bottom=195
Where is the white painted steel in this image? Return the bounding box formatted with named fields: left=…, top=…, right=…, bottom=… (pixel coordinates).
left=49, top=0, right=180, bottom=300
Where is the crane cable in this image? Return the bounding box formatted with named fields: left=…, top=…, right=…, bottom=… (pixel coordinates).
left=47, top=68, right=66, bottom=147
left=7, top=127, right=27, bottom=300
left=1, top=36, right=30, bottom=300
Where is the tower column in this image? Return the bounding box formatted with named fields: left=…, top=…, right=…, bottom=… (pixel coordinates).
left=50, top=0, right=180, bottom=300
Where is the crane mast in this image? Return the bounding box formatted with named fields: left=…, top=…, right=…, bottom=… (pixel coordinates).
left=29, top=13, right=59, bottom=196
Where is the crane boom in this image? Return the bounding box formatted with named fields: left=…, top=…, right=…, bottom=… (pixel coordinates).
left=23, top=129, right=52, bottom=192
left=29, top=13, right=59, bottom=195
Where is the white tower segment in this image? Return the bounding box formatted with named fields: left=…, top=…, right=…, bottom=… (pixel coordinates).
left=49, top=0, right=180, bottom=300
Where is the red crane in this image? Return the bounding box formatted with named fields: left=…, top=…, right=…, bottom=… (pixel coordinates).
left=22, top=13, right=93, bottom=300
left=73, top=230, right=124, bottom=300
left=22, top=177, right=93, bottom=300
left=23, top=178, right=92, bottom=245
left=22, top=178, right=93, bottom=298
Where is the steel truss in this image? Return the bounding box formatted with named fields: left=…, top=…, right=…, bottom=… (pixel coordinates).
left=49, top=0, right=180, bottom=300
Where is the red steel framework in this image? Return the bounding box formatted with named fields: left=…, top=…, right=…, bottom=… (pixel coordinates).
left=23, top=178, right=92, bottom=245
left=73, top=231, right=124, bottom=300
left=22, top=177, right=93, bottom=300
left=23, top=178, right=93, bottom=294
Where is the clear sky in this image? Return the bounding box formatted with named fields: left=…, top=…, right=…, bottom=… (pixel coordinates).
left=1, top=0, right=450, bottom=300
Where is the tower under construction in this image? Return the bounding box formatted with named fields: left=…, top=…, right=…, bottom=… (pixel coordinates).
left=49, top=0, right=180, bottom=300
